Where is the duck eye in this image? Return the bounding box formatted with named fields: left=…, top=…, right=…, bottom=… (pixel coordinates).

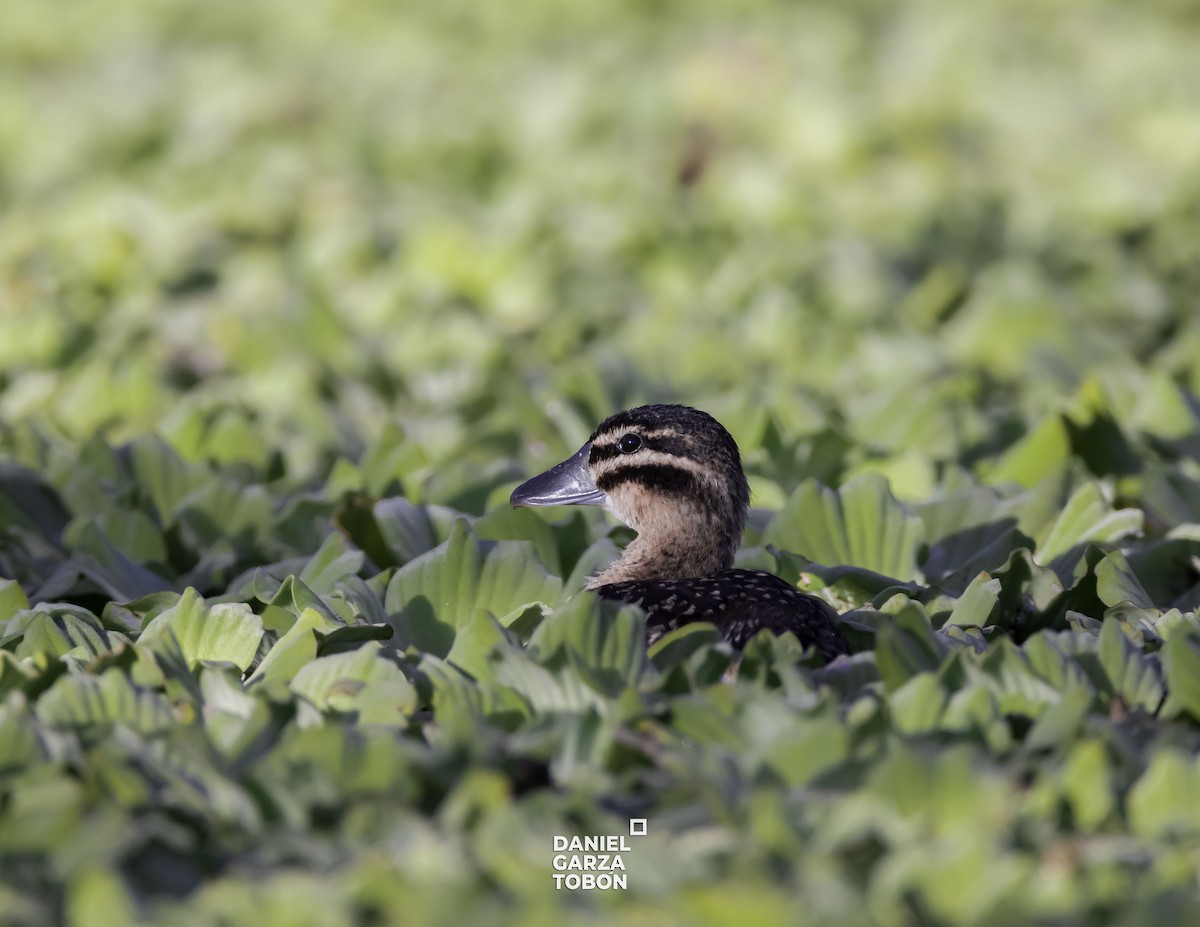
left=618, top=433, right=642, bottom=454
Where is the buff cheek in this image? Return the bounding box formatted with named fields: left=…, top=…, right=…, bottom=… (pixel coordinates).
left=612, top=485, right=654, bottom=531
left=625, top=488, right=645, bottom=530
left=602, top=485, right=635, bottom=528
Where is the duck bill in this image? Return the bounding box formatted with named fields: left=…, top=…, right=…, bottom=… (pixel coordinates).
left=510, top=442, right=607, bottom=508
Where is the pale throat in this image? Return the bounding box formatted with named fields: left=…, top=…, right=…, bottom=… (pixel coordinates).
left=586, top=507, right=738, bottom=587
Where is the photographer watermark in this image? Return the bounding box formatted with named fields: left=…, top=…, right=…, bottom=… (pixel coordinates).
left=551, top=818, right=647, bottom=890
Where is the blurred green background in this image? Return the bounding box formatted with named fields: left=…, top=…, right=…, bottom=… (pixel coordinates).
left=4, top=0, right=1198, bottom=491
left=4, top=0, right=1200, bottom=925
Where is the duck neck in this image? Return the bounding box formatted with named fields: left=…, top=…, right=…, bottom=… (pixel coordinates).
left=586, top=520, right=739, bottom=587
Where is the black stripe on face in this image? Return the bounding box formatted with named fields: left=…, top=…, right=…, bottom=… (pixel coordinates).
left=596, top=463, right=697, bottom=496
left=588, top=433, right=693, bottom=464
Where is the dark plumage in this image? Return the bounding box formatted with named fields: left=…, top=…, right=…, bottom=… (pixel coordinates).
left=511, top=403, right=847, bottom=661
left=597, top=570, right=847, bottom=657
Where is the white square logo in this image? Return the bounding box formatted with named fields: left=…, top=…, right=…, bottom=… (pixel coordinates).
left=629, top=818, right=647, bottom=837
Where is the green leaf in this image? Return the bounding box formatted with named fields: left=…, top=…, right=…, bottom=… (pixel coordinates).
left=370, top=498, right=452, bottom=566
left=1023, top=676, right=1092, bottom=751
left=759, top=712, right=849, bottom=786
left=874, top=599, right=946, bottom=691
left=290, top=641, right=417, bottom=723
left=116, top=591, right=181, bottom=630
left=245, top=573, right=342, bottom=627
left=65, top=869, right=138, bottom=927
left=75, top=509, right=168, bottom=566
left=247, top=607, right=326, bottom=688
left=489, top=647, right=606, bottom=713
left=943, top=573, right=1001, bottom=628
left=939, top=685, right=1009, bottom=752
left=0, top=579, right=30, bottom=622
left=1127, top=750, right=1200, bottom=839
left=298, top=532, right=365, bottom=594
left=360, top=422, right=427, bottom=496
left=139, top=588, right=264, bottom=671
left=983, top=414, right=1071, bottom=488
left=384, top=520, right=561, bottom=658
left=1161, top=629, right=1200, bottom=721
left=332, top=492, right=398, bottom=570
left=527, top=594, right=648, bottom=695
left=445, top=609, right=512, bottom=683
left=0, top=464, right=71, bottom=539
left=1095, top=550, right=1156, bottom=610
left=648, top=622, right=722, bottom=671
left=35, top=522, right=173, bottom=602
left=1036, top=482, right=1143, bottom=564
left=329, top=574, right=390, bottom=626
left=1143, top=463, right=1200, bottom=529
left=1060, top=739, right=1114, bottom=831
left=887, top=673, right=947, bottom=734
left=989, top=547, right=1068, bottom=632
left=1134, top=372, right=1200, bottom=441
left=564, top=538, right=622, bottom=592
left=422, top=654, right=530, bottom=735
left=175, top=480, right=272, bottom=553
left=128, top=434, right=210, bottom=524
left=814, top=652, right=881, bottom=701
left=765, top=474, right=924, bottom=581
left=1124, top=537, right=1200, bottom=613
left=37, top=671, right=176, bottom=732
left=0, top=704, right=47, bottom=772
left=979, top=637, right=1072, bottom=719
left=1096, top=616, right=1164, bottom=711
left=0, top=771, right=84, bottom=855
left=11, top=606, right=110, bottom=661
left=475, top=505, right=561, bottom=576
left=921, top=518, right=1031, bottom=593
left=315, top=623, right=394, bottom=656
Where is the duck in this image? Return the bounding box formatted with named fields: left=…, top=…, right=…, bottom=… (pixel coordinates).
left=510, top=404, right=848, bottom=660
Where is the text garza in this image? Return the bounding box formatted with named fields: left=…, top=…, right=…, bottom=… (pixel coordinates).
left=552, top=854, right=626, bottom=871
